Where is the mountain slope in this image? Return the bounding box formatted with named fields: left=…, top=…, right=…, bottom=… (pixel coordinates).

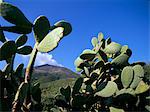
left=31, top=64, right=79, bottom=83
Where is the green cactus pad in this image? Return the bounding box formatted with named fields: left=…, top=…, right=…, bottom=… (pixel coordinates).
left=37, top=27, right=64, bottom=53
left=112, top=53, right=129, bottom=66
left=15, top=34, right=28, bottom=47
left=135, top=81, right=149, bottom=94
left=80, top=49, right=96, bottom=61
left=104, top=42, right=121, bottom=54
left=130, top=76, right=142, bottom=89
left=130, top=65, right=144, bottom=89
left=60, top=86, right=71, bottom=102
left=17, top=46, right=32, bottom=55
left=132, top=64, right=144, bottom=77
left=0, top=41, right=17, bottom=60
left=33, top=16, right=50, bottom=43
left=121, top=45, right=128, bottom=54
left=54, top=20, right=72, bottom=36
left=98, top=32, right=104, bottom=42
left=91, top=37, right=98, bottom=47
left=121, top=66, right=134, bottom=88
left=109, top=107, right=124, bottom=112
left=0, top=2, right=32, bottom=28
left=95, top=81, right=118, bottom=97
left=115, top=88, right=135, bottom=97
left=0, top=27, right=6, bottom=42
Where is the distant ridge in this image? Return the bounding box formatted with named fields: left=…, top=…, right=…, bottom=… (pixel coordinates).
left=32, top=64, right=79, bottom=83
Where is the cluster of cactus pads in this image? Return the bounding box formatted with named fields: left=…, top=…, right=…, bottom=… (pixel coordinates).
left=0, top=1, right=72, bottom=111
left=56, top=33, right=150, bottom=112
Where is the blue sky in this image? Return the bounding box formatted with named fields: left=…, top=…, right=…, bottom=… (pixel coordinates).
left=0, top=0, right=149, bottom=71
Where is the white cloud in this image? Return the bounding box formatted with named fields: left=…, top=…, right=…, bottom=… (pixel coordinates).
left=22, top=52, right=63, bottom=67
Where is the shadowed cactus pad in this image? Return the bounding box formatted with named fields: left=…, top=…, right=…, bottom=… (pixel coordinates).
left=33, top=16, right=50, bottom=43
left=0, top=2, right=32, bottom=29
left=17, top=46, right=32, bottom=55
left=60, top=86, right=71, bottom=102
left=80, top=49, right=96, bottom=61
left=72, top=77, right=83, bottom=95
left=15, top=34, right=28, bottom=47
left=14, top=82, right=29, bottom=103
left=0, top=28, right=6, bottom=42
left=3, top=63, right=11, bottom=75
left=15, top=63, right=24, bottom=77
left=0, top=40, right=17, bottom=60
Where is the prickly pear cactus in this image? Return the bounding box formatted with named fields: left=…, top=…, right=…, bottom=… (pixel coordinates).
left=56, top=32, right=150, bottom=112
left=0, top=1, right=72, bottom=112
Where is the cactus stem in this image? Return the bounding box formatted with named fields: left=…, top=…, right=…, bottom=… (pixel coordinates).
left=23, top=43, right=38, bottom=110
left=25, top=43, right=38, bottom=83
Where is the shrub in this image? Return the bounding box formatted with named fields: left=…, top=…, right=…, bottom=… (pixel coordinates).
left=56, top=32, right=150, bottom=112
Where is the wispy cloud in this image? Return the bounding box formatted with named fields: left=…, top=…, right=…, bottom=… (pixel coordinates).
left=22, top=52, right=63, bottom=67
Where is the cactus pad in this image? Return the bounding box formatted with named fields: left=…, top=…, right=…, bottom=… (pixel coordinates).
left=0, top=2, right=32, bottom=29
left=121, top=66, right=134, bottom=88
left=0, top=41, right=17, bottom=60
left=104, top=42, right=121, bottom=54
left=95, top=81, right=118, bottom=97
left=15, top=34, right=28, bottom=47
left=17, top=46, right=32, bottom=55
left=33, top=16, right=50, bottom=43
left=37, top=27, right=64, bottom=53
